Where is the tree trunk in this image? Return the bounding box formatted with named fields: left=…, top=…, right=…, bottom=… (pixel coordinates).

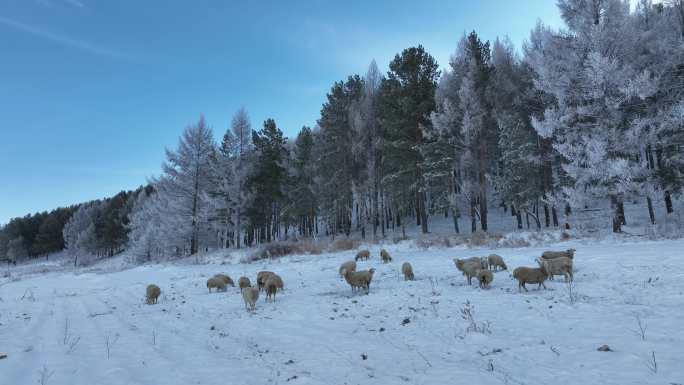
left=470, top=196, right=477, bottom=233
left=552, top=206, right=559, bottom=227
left=516, top=209, right=523, bottom=230
left=452, top=207, right=460, bottom=234
left=611, top=195, right=623, bottom=233
left=415, top=192, right=421, bottom=226
left=665, top=190, right=674, bottom=214
left=236, top=208, right=241, bottom=249
left=479, top=192, right=488, bottom=232
left=419, top=190, right=428, bottom=234
left=618, top=200, right=626, bottom=226
left=544, top=205, right=550, bottom=227
left=564, top=204, right=571, bottom=230
left=647, top=196, right=656, bottom=225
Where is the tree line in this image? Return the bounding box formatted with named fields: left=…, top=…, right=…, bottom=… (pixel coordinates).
left=2, top=0, right=683, bottom=263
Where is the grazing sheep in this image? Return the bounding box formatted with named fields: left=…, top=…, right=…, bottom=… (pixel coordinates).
left=146, top=284, right=160, bottom=305
left=380, top=249, right=392, bottom=263
left=213, top=273, right=234, bottom=287
left=355, top=249, right=370, bottom=261
left=537, top=256, right=573, bottom=282
left=339, top=260, right=357, bottom=278
left=264, top=277, right=278, bottom=302
left=242, top=286, right=259, bottom=311
left=257, top=271, right=275, bottom=291
left=401, top=262, right=414, bottom=281
left=512, top=266, right=548, bottom=292
left=238, top=276, right=251, bottom=292
left=461, top=256, right=487, bottom=269
left=342, top=268, right=376, bottom=294
left=487, top=254, right=508, bottom=271
left=206, top=277, right=227, bottom=293
left=541, top=248, right=576, bottom=260
left=271, top=274, right=284, bottom=290
left=453, top=258, right=481, bottom=285
left=477, top=269, right=494, bottom=289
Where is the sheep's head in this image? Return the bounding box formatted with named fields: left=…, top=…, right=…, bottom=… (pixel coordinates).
left=454, top=259, right=464, bottom=269
left=568, top=248, right=576, bottom=257
left=501, top=262, right=508, bottom=270
left=369, top=268, right=376, bottom=275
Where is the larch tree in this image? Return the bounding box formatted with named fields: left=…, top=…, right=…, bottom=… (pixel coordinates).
left=154, top=115, right=216, bottom=254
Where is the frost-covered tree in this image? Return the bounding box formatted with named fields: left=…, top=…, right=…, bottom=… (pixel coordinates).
left=6, top=236, right=27, bottom=264
left=63, top=203, right=99, bottom=265
left=127, top=188, right=166, bottom=262
left=347, top=60, right=386, bottom=239
left=525, top=1, right=658, bottom=232
left=431, top=33, right=496, bottom=233
left=153, top=115, right=216, bottom=254
left=489, top=37, right=546, bottom=229
left=229, top=107, right=253, bottom=248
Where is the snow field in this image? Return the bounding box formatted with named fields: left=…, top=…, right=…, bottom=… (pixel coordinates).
left=1, top=239, right=683, bottom=385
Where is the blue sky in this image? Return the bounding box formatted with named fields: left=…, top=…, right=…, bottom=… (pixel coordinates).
left=0, top=0, right=562, bottom=224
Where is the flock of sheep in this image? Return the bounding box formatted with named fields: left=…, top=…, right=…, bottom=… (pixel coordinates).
left=143, top=247, right=577, bottom=312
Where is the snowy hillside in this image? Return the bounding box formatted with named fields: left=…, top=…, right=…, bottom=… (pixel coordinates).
left=1, top=239, right=683, bottom=385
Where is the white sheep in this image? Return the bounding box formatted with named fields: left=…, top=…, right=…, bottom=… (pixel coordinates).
left=206, top=277, right=227, bottom=293
left=541, top=249, right=576, bottom=260
left=257, top=271, right=275, bottom=291
left=537, top=256, right=573, bottom=281
left=146, top=284, right=160, bottom=305
left=213, top=273, right=234, bottom=287
left=264, top=277, right=278, bottom=302
left=512, top=266, right=548, bottom=292
left=339, top=260, right=357, bottom=279
left=487, top=254, right=507, bottom=271
left=401, top=262, right=414, bottom=281
left=355, top=249, right=370, bottom=261
left=238, top=276, right=251, bottom=292
left=342, top=268, right=376, bottom=294
left=453, top=258, right=480, bottom=285
left=477, top=269, right=493, bottom=289
left=380, top=249, right=392, bottom=263
left=242, top=286, right=259, bottom=311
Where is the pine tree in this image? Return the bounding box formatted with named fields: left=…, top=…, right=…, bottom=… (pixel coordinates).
left=246, top=118, right=288, bottom=244
left=288, top=126, right=317, bottom=238
left=316, top=75, right=364, bottom=237
left=379, top=45, right=439, bottom=235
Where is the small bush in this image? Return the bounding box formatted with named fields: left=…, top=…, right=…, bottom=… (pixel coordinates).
left=467, top=231, right=503, bottom=247
left=328, top=238, right=359, bottom=252
left=298, top=241, right=323, bottom=255
left=392, top=235, right=409, bottom=244
left=414, top=236, right=458, bottom=249
left=242, top=240, right=323, bottom=263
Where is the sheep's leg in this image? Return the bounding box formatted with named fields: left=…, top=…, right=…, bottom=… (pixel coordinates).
left=522, top=282, right=528, bottom=292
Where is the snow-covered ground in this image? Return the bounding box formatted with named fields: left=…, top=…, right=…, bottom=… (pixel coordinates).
left=1, top=238, right=683, bottom=385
